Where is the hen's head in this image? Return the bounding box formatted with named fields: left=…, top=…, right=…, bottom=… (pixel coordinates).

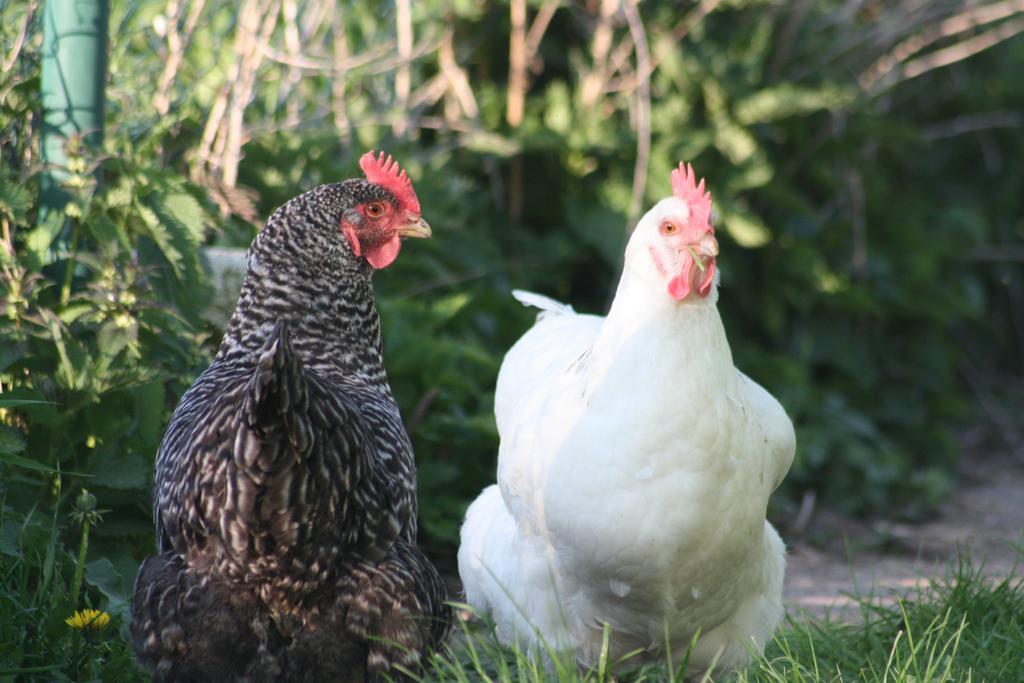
left=628, top=162, right=719, bottom=302
left=339, top=151, right=431, bottom=269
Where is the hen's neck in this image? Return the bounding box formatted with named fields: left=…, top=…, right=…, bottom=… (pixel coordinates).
left=589, top=266, right=730, bottom=381
left=216, top=221, right=386, bottom=384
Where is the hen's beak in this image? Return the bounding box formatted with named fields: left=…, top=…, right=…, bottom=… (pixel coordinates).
left=696, top=233, right=719, bottom=258
left=398, top=215, right=432, bottom=239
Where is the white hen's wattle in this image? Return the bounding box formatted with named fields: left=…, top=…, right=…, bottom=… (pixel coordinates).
left=458, top=191, right=796, bottom=676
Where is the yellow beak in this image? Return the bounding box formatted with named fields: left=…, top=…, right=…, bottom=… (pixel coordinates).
left=397, top=216, right=432, bottom=239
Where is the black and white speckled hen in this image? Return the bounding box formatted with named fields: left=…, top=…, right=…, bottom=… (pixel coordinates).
left=130, top=152, right=450, bottom=682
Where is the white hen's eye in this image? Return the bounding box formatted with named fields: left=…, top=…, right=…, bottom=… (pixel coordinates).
left=659, top=221, right=678, bottom=235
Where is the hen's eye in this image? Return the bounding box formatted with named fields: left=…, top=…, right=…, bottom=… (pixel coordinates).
left=365, top=202, right=386, bottom=218
left=660, top=221, right=677, bottom=235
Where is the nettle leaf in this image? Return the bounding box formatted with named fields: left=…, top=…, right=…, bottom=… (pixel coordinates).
left=86, top=213, right=130, bottom=254
left=97, top=318, right=138, bottom=360
left=135, top=199, right=185, bottom=275
left=105, top=177, right=134, bottom=208
left=158, top=191, right=206, bottom=245
left=0, top=174, right=32, bottom=220
left=24, top=211, right=65, bottom=267
left=87, top=450, right=150, bottom=490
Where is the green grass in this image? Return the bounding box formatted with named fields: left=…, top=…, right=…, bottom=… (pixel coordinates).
left=419, top=553, right=1024, bottom=683
left=0, top=496, right=143, bottom=682
left=2, top=495, right=1021, bottom=683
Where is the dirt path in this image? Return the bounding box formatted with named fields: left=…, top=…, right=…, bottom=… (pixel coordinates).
left=783, top=450, right=1024, bottom=619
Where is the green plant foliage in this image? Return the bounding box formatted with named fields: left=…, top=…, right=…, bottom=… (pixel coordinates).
left=1, top=0, right=1023, bottom=676
left=0, top=5, right=217, bottom=674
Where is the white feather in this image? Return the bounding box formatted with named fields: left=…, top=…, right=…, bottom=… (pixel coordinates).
left=511, top=289, right=575, bottom=317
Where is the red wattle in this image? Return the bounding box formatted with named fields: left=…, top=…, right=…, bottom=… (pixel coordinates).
left=668, top=273, right=691, bottom=300
left=365, top=235, right=402, bottom=269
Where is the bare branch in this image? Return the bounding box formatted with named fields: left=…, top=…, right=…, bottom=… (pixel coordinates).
left=300, top=0, right=333, bottom=44
left=409, top=73, right=449, bottom=110
left=580, top=0, right=619, bottom=107
left=845, top=167, right=867, bottom=278
left=604, top=32, right=635, bottom=84
left=331, top=4, right=351, bottom=142
left=2, top=0, right=37, bottom=74
left=526, top=1, right=560, bottom=60
left=260, top=42, right=391, bottom=72
left=280, top=0, right=302, bottom=126
left=876, top=14, right=1024, bottom=92
left=622, top=0, right=650, bottom=231
left=260, top=34, right=441, bottom=76
left=220, top=0, right=279, bottom=187
left=394, top=0, right=413, bottom=136
left=508, top=0, right=560, bottom=126
left=861, top=0, right=1024, bottom=89
left=439, top=30, right=479, bottom=120
left=155, top=0, right=208, bottom=117
left=605, top=0, right=722, bottom=94
left=923, top=110, right=1024, bottom=140
left=507, top=0, right=527, bottom=126
left=670, top=0, right=723, bottom=43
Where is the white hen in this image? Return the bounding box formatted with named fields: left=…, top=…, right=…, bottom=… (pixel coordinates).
left=458, top=163, right=796, bottom=676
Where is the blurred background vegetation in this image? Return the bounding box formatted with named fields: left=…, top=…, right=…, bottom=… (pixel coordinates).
left=1, top=0, right=1022, bottom=677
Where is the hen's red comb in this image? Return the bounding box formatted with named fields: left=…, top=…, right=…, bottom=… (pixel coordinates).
left=671, top=162, right=712, bottom=230
left=359, top=151, right=421, bottom=215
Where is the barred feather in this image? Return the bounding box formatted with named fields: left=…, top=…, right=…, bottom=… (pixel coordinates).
left=131, top=179, right=450, bottom=681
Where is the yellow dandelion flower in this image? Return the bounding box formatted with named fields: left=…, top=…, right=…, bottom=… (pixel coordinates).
left=65, top=609, right=111, bottom=631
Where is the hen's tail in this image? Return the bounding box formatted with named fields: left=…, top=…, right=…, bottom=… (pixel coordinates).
left=243, top=320, right=314, bottom=458
left=511, top=289, right=575, bottom=320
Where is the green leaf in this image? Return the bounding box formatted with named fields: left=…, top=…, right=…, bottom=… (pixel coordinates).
left=0, top=451, right=67, bottom=474
left=718, top=204, right=772, bottom=248
left=24, top=212, right=65, bottom=267
left=85, top=557, right=131, bottom=619
left=0, top=174, right=32, bottom=220
left=135, top=200, right=184, bottom=275
left=87, top=450, right=149, bottom=490
left=714, top=121, right=759, bottom=165
left=86, top=214, right=129, bottom=253
left=97, top=318, right=137, bottom=360
left=0, top=342, right=28, bottom=374
left=0, top=425, right=26, bottom=453
left=158, top=191, right=206, bottom=245
left=58, top=303, right=94, bottom=325
left=0, top=398, right=57, bottom=408
left=734, top=83, right=855, bottom=125
left=105, top=177, right=133, bottom=208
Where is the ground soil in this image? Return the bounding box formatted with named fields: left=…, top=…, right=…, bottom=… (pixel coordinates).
left=782, top=443, right=1024, bottom=620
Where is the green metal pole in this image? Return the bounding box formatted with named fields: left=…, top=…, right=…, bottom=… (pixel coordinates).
left=39, top=0, right=109, bottom=221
